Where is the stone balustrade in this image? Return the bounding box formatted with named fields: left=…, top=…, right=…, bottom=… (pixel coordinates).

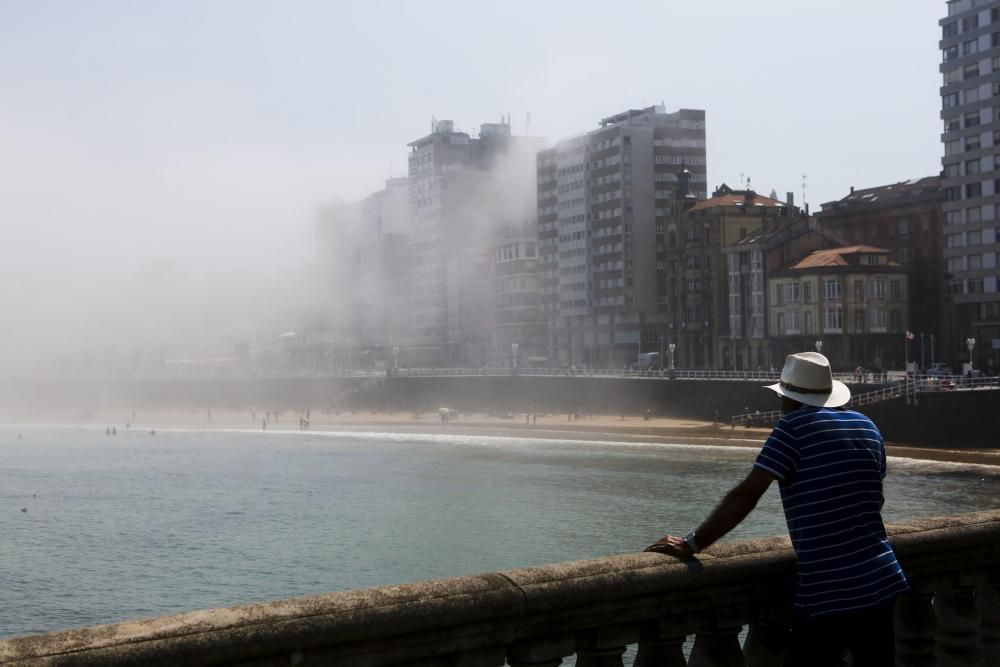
left=2, top=511, right=998, bottom=666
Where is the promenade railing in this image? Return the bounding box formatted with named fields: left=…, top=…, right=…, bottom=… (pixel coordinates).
left=2, top=511, right=998, bottom=666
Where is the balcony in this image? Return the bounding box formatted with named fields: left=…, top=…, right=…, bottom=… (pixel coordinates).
left=1, top=511, right=998, bottom=666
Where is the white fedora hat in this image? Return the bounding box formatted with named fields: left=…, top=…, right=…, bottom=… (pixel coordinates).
left=765, top=352, right=851, bottom=408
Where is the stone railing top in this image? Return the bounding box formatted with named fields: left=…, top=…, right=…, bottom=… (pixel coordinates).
left=2, top=511, right=999, bottom=666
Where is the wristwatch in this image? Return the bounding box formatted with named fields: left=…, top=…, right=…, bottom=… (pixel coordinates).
left=683, top=532, right=701, bottom=554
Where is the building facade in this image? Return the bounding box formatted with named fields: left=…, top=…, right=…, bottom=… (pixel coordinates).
left=940, top=0, right=1000, bottom=373
left=665, top=184, right=797, bottom=369
left=407, top=119, right=541, bottom=366
left=767, top=246, right=910, bottom=371
left=816, top=177, right=947, bottom=367
left=490, top=226, right=546, bottom=367
left=722, top=215, right=840, bottom=371
left=536, top=106, right=707, bottom=368
left=357, top=178, right=410, bottom=354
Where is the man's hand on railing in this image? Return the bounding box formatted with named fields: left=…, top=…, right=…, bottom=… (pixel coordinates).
left=643, top=534, right=694, bottom=557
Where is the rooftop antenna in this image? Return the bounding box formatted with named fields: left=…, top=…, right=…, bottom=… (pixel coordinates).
left=802, top=174, right=808, bottom=210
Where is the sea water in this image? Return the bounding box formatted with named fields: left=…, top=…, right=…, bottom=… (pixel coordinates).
left=1, top=426, right=998, bottom=639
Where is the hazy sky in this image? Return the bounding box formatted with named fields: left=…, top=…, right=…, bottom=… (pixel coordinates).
left=0, top=0, right=945, bottom=368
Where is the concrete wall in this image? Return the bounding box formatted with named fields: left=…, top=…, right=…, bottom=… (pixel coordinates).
left=374, top=376, right=999, bottom=448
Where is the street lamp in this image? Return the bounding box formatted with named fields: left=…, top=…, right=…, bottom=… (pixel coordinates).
left=814, top=340, right=823, bottom=354
left=392, top=346, right=399, bottom=370
left=511, top=342, right=519, bottom=369
left=967, top=337, right=976, bottom=371
left=668, top=343, right=676, bottom=370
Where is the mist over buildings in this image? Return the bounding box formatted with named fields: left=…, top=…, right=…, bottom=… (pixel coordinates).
left=0, top=1, right=949, bottom=401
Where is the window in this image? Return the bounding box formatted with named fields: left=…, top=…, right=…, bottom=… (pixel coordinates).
left=965, top=63, right=981, bottom=80
left=965, top=135, right=981, bottom=152
left=969, top=253, right=983, bottom=269
left=824, top=278, right=841, bottom=301
left=966, top=182, right=982, bottom=198
left=824, top=305, right=843, bottom=332
left=943, top=92, right=959, bottom=109
left=785, top=282, right=799, bottom=304
left=965, top=86, right=980, bottom=103
left=944, top=45, right=959, bottom=61
left=969, top=230, right=982, bottom=244
left=969, top=277, right=985, bottom=293
left=963, top=39, right=979, bottom=56
left=945, top=68, right=962, bottom=85
left=968, top=206, right=982, bottom=223
left=944, top=21, right=958, bottom=37
left=872, top=307, right=887, bottom=330
left=774, top=283, right=784, bottom=306
left=890, top=280, right=901, bottom=301
left=803, top=281, right=812, bottom=304
left=854, top=279, right=865, bottom=301
left=964, top=15, right=980, bottom=31
left=870, top=277, right=886, bottom=300
left=855, top=309, right=865, bottom=333
left=944, top=118, right=960, bottom=134
left=965, top=112, right=981, bottom=128
left=945, top=139, right=961, bottom=155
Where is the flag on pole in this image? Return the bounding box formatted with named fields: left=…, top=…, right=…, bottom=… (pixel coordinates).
left=906, top=331, right=914, bottom=340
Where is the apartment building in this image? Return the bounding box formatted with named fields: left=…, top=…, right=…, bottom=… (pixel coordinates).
left=817, top=177, right=947, bottom=364
left=665, top=183, right=798, bottom=369
left=722, top=214, right=839, bottom=370
left=767, top=246, right=910, bottom=370
left=490, top=226, right=546, bottom=367
left=357, top=178, right=410, bottom=351
left=536, top=106, right=707, bottom=368
left=940, top=0, right=1000, bottom=372
left=407, top=119, right=541, bottom=366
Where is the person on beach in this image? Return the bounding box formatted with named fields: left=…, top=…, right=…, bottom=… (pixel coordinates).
left=645, top=352, right=908, bottom=666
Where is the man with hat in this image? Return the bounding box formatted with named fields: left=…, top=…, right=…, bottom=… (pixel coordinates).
left=645, top=352, right=908, bottom=666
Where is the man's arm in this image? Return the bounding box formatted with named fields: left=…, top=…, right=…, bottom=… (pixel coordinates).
left=644, top=467, right=776, bottom=556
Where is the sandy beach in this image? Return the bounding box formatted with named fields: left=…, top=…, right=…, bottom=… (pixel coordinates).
left=4, top=406, right=1000, bottom=467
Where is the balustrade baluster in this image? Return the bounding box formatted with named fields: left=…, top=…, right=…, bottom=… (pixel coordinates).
left=979, top=580, right=1000, bottom=665
left=688, top=627, right=745, bottom=667
left=742, top=621, right=787, bottom=667
left=633, top=636, right=687, bottom=667
left=633, top=619, right=690, bottom=667
left=575, top=624, right=636, bottom=667
left=508, top=635, right=575, bottom=667
left=935, top=586, right=982, bottom=666
left=896, top=589, right=937, bottom=667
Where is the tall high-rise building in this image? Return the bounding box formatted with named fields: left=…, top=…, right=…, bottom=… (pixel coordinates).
left=536, top=106, right=707, bottom=368
left=940, top=0, right=1000, bottom=372
left=407, top=119, right=541, bottom=366
left=357, top=178, right=410, bottom=349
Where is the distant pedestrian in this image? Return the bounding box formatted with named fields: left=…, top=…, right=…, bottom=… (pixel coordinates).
left=262, top=419, right=267, bottom=431
left=532, top=413, right=536, bottom=425
left=526, top=413, right=530, bottom=424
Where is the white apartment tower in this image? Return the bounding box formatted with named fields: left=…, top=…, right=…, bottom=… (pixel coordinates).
left=941, top=0, right=1000, bottom=371
left=536, top=106, right=707, bottom=368
left=407, top=119, right=541, bottom=365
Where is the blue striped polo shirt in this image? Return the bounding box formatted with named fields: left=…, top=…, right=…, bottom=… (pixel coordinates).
left=754, top=406, right=909, bottom=617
